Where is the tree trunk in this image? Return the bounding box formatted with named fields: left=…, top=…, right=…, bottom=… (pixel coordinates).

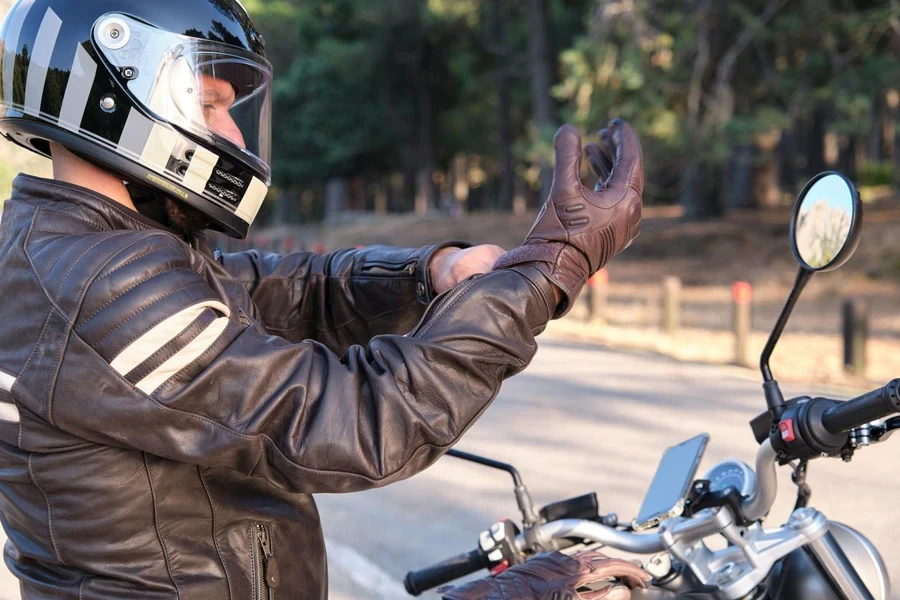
left=374, top=182, right=387, bottom=215
left=680, top=161, right=721, bottom=219
left=754, top=131, right=782, bottom=209
left=412, top=10, right=437, bottom=214
left=492, top=0, right=514, bottom=212
left=415, top=169, right=431, bottom=215
left=776, top=127, right=795, bottom=192
left=724, top=145, right=754, bottom=210
left=868, top=89, right=883, bottom=164
left=452, top=153, right=469, bottom=215
left=324, top=177, right=349, bottom=221
left=527, top=0, right=554, bottom=206
left=807, top=105, right=828, bottom=176
left=838, top=135, right=858, bottom=179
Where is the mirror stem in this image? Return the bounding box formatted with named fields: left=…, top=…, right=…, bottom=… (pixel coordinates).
left=760, top=268, right=814, bottom=415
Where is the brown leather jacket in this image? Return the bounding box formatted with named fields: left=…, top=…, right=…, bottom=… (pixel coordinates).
left=0, top=175, right=557, bottom=599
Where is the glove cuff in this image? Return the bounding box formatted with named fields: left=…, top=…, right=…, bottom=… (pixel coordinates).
left=493, top=243, right=589, bottom=319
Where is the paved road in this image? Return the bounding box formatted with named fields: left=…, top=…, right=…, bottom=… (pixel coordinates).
left=0, top=339, right=897, bottom=599
left=320, top=338, right=900, bottom=599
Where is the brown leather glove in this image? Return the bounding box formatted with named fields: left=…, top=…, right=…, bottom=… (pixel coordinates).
left=440, top=550, right=651, bottom=600
left=493, top=119, right=643, bottom=317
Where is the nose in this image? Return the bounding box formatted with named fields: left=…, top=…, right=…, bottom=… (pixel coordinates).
left=208, top=110, right=246, bottom=149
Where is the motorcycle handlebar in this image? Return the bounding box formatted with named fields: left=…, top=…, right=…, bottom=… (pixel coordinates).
left=405, top=440, right=785, bottom=594
left=822, top=379, right=900, bottom=435
left=404, top=548, right=489, bottom=596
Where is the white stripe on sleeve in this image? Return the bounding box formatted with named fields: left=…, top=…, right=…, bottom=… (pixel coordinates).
left=134, top=317, right=230, bottom=395
left=0, top=370, right=15, bottom=393
left=110, top=300, right=230, bottom=376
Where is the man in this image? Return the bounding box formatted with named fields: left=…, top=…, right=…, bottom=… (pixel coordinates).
left=0, top=0, right=643, bottom=598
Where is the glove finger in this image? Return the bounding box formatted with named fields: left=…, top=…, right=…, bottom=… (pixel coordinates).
left=585, top=142, right=614, bottom=186
left=580, top=583, right=634, bottom=600
left=552, top=124, right=586, bottom=196
left=602, top=119, right=644, bottom=198
left=573, top=555, right=651, bottom=589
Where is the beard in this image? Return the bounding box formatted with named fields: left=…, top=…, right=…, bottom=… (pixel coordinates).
left=163, top=197, right=213, bottom=240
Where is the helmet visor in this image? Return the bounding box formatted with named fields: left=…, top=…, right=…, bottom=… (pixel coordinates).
left=94, top=15, right=272, bottom=181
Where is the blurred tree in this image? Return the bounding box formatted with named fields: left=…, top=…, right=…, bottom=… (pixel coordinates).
left=243, top=0, right=590, bottom=222
left=556, top=0, right=900, bottom=219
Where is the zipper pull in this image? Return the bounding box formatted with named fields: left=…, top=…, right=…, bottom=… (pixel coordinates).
left=258, top=526, right=280, bottom=589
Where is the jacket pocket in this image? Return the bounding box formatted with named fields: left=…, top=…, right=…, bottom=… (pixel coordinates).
left=252, top=522, right=280, bottom=600
left=360, top=259, right=417, bottom=277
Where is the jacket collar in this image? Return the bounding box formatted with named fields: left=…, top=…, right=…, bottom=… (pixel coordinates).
left=12, top=174, right=176, bottom=235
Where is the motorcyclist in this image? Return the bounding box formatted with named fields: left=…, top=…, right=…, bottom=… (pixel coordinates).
left=0, top=0, right=643, bottom=597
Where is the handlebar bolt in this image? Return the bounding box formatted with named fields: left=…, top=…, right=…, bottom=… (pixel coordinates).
left=849, top=425, right=872, bottom=448
left=789, top=508, right=816, bottom=530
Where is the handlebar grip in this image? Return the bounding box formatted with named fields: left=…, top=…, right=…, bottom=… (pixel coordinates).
left=404, top=548, right=489, bottom=596
left=822, top=379, right=900, bottom=434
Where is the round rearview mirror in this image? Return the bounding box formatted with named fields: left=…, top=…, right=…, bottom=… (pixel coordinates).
left=790, top=171, right=861, bottom=272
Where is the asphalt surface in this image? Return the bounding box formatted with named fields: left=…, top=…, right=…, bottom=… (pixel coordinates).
left=0, top=339, right=897, bottom=599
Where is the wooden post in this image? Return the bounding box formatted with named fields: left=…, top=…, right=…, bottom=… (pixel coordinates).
left=662, top=276, right=681, bottom=336
left=588, top=269, right=608, bottom=325
left=732, top=281, right=752, bottom=367
left=843, top=299, right=868, bottom=376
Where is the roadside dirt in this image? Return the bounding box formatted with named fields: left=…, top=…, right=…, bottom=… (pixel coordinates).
left=238, top=199, right=900, bottom=386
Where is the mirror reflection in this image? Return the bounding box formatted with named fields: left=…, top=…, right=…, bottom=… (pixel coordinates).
left=794, top=174, right=854, bottom=270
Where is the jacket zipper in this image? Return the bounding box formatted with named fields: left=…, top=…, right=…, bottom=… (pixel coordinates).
left=360, top=259, right=417, bottom=276
left=254, top=523, right=279, bottom=600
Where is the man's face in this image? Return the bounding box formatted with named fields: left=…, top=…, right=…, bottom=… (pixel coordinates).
left=164, top=75, right=247, bottom=238
left=200, top=74, right=246, bottom=149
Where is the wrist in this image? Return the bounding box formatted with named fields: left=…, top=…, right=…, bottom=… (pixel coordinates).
left=428, top=247, right=460, bottom=287
left=551, top=284, right=563, bottom=307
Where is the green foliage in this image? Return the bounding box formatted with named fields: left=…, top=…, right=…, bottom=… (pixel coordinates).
left=244, top=0, right=592, bottom=216
left=556, top=0, right=900, bottom=213
left=241, top=0, right=900, bottom=221
left=858, top=162, right=895, bottom=187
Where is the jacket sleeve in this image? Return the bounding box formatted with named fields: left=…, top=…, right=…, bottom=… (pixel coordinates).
left=53, top=233, right=555, bottom=494
left=216, top=241, right=469, bottom=354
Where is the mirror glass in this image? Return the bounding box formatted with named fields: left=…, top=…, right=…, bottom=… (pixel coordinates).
left=793, top=174, right=855, bottom=270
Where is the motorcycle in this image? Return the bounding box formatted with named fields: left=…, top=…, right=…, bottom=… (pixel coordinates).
left=404, top=171, right=896, bottom=600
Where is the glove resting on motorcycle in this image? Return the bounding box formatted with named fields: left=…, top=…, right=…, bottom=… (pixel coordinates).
left=440, top=549, right=651, bottom=600
left=493, top=119, right=643, bottom=317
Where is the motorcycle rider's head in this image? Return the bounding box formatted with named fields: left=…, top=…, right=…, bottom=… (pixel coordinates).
left=0, top=0, right=273, bottom=239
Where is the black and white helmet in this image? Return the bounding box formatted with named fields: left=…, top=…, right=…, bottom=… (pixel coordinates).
left=0, top=0, right=272, bottom=238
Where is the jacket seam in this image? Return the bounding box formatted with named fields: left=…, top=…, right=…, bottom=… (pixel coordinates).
left=16, top=312, right=54, bottom=427
left=27, top=454, right=67, bottom=566
left=92, top=279, right=207, bottom=348
left=93, top=243, right=182, bottom=284
left=32, top=233, right=87, bottom=282
left=414, top=277, right=481, bottom=337
left=54, top=231, right=133, bottom=301
left=143, top=453, right=182, bottom=600
left=24, top=217, right=158, bottom=322
left=33, top=209, right=108, bottom=232
left=197, top=467, right=233, bottom=600
left=78, top=575, right=91, bottom=599
left=79, top=263, right=193, bottom=326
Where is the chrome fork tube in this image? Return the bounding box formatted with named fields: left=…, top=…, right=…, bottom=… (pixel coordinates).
left=807, top=531, right=875, bottom=600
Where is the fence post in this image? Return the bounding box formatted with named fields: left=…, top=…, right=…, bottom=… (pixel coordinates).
left=732, top=281, right=752, bottom=367
left=588, top=269, right=609, bottom=325
left=842, top=299, right=868, bottom=376
left=662, top=276, right=681, bottom=336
